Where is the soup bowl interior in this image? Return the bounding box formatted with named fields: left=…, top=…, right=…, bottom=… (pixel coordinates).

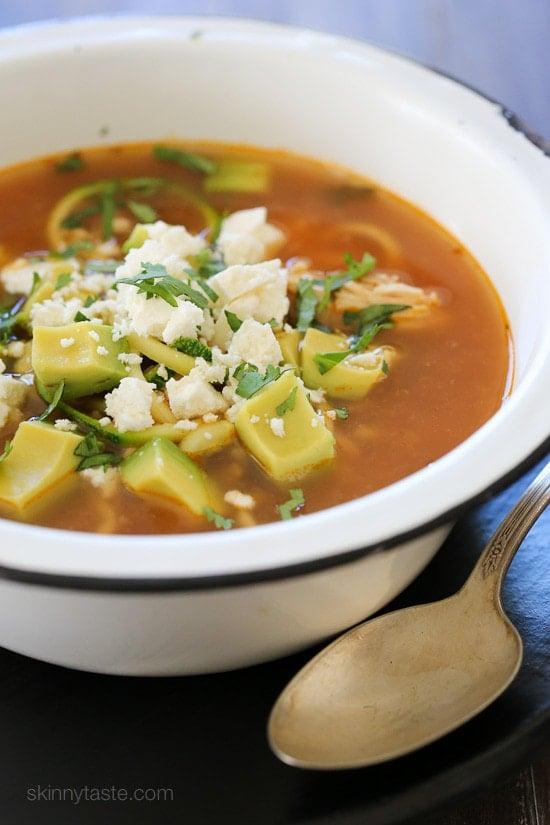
left=0, top=16, right=548, bottom=585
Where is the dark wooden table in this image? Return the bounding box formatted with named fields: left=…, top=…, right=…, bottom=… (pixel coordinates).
left=0, top=2, right=548, bottom=824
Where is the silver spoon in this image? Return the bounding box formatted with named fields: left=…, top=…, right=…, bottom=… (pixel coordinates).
left=268, top=461, right=550, bottom=770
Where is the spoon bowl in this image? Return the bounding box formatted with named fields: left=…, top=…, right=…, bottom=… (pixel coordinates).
left=269, top=462, right=549, bottom=770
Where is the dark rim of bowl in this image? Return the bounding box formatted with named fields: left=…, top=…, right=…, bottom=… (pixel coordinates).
left=0, top=38, right=548, bottom=592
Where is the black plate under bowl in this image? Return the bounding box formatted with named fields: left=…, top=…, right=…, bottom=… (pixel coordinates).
left=0, top=456, right=548, bottom=825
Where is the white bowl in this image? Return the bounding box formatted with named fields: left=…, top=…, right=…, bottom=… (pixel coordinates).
left=0, top=16, right=548, bottom=675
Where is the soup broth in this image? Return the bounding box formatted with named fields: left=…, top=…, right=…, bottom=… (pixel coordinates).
left=0, top=142, right=510, bottom=534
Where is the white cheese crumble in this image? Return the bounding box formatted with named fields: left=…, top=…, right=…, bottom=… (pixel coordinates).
left=174, top=419, right=198, bottom=431
left=157, top=364, right=169, bottom=381
left=0, top=375, right=27, bottom=429
left=228, top=318, right=282, bottom=371
left=250, top=414, right=260, bottom=424
left=166, top=371, right=228, bottom=420
left=98, top=416, right=112, bottom=427
left=30, top=297, right=82, bottom=328
left=0, top=257, right=78, bottom=296
left=88, top=329, right=100, bottom=342
left=202, top=413, right=218, bottom=423
left=217, top=208, right=285, bottom=266
left=96, top=345, right=109, bottom=356
left=59, top=337, right=75, bottom=349
left=104, top=377, right=155, bottom=432
left=209, top=259, right=289, bottom=347
left=269, top=417, right=285, bottom=438
left=118, top=352, right=142, bottom=366
left=6, top=341, right=24, bottom=358
left=81, top=466, right=119, bottom=490
left=224, top=489, right=256, bottom=510
left=54, top=418, right=78, bottom=432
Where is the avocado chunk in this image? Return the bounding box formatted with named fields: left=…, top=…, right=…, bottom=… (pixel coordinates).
left=122, top=223, right=149, bottom=254
left=126, top=333, right=195, bottom=376
left=235, top=370, right=334, bottom=481
left=32, top=321, right=128, bottom=400
left=179, top=420, right=235, bottom=458
left=277, top=329, right=301, bottom=368
left=301, top=328, right=392, bottom=400
left=120, top=437, right=217, bottom=516
left=0, top=421, right=82, bottom=510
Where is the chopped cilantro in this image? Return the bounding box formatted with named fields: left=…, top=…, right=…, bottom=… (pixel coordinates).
left=54, top=271, right=72, bottom=291
left=278, top=488, right=305, bottom=520
left=235, top=364, right=282, bottom=399
left=225, top=310, right=243, bottom=332
left=153, top=144, right=218, bottom=175
left=37, top=381, right=65, bottom=422
left=74, top=432, right=121, bottom=471
left=203, top=506, right=234, bottom=530
left=276, top=386, right=297, bottom=416
left=314, top=303, right=410, bottom=374
left=127, top=200, right=158, bottom=224
left=335, top=407, right=349, bottom=420
left=50, top=240, right=95, bottom=259
left=296, top=279, right=318, bottom=331
left=84, top=259, right=119, bottom=275
left=61, top=203, right=101, bottom=229
left=194, top=279, right=218, bottom=302
left=118, top=263, right=208, bottom=309
left=172, top=337, right=212, bottom=361
left=0, top=440, right=12, bottom=465
left=381, top=359, right=390, bottom=375
left=56, top=152, right=84, bottom=173
left=187, top=248, right=225, bottom=280
left=317, top=252, right=376, bottom=312
left=74, top=311, right=88, bottom=323
left=100, top=182, right=117, bottom=240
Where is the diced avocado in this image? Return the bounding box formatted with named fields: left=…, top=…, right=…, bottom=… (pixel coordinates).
left=120, top=437, right=217, bottom=516
left=180, top=420, right=235, bottom=458
left=301, top=328, right=391, bottom=400
left=235, top=370, right=334, bottom=481
left=126, top=333, right=195, bottom=376
left=0, top=420, right=82, bottom=510
left=32, top=322, right=128, bottom=400
left=277, top=329, right=301, bottom=368
left=122, top=224, right=149, bottom=254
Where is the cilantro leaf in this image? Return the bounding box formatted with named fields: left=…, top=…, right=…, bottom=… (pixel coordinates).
left=235, top=364, right=282, bottom=399
left=56, top=152, right=84, bottom=173
left=172, top=337, right=212, bottom=361
left=335, top=407, right=349, bottom=420
left=317, top=252, right=376, bottom=312
left=84, top=259, right=119, bottom=275
left=118, top=263, right=208, bottom=309
left=54, top=271, right=72, bottom=291
left=37, top=381, right=65, bottom=422
left=314, top=303, right=410, bottom=374
left=381, top=359, right=390, bottom=375
left=153, top=144, right=218, bottom=175
left=50, top=240, right=95, bottom=259
left=278, top=488, right=305, bottom=520
left=61, top=203, right=101, bottom=229
left=127, top=200, right=158, bottom=224
left=296, top=279, right=318, bottom=331
left=276, top=386, right=297, bottom=416
left=186, top=248, right=225, bottom=280
left=0, top=440, right=12, bottom=465
left=74, top=432, right=121, bottom=471
left=203, top=506, right=234, bottom=530
left=225, top=310, right=243, bottom=332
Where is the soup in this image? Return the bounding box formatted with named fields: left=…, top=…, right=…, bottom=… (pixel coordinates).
left=0, top=142, right=510, bottom=534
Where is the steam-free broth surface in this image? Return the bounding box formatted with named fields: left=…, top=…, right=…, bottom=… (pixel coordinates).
left=0, top=142, right=510, bottom=533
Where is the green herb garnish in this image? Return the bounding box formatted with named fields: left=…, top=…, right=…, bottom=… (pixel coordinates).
left=37, top=381, right=65, bottom=422
left=186, top=248, right=225, bottom=280
left=84, top=260, right=119, bottom=275
left=100, top=182, right=117, bottom=240
left=172, top=337, right=212, bottom=361
left=235, top=364, right=282, bottom=399
left=317, top=252, right=376, bottom=312
left=276, top=386, right=298, bottom=416
left=54, top=271, right=72, bottom=291
left=225, top=310, right=243, bottom=332
left=203, top=506, right=234, bottom=530
left=0, top=440, right=13, bottom=465
left=278, top=488, right=305, bottom=520
left=296, top=279, right=318, bottom=331
left=153, top=144, right=217, bottom=175
left=56, top=152, right=84, bottom=173
left=118, top=262, right=208, bottom=309
left=61, top=203, right=102, bottom=229
left=334, top=407, right=349, bottom=420
left=127, top=200, right=158, bottom=224
left=314, top=303, right=410, bottom=374
left=381, top=359, right=390, bottom=375
left=74, top=432, right=121, bottom=472
left=50, top=240, right=95, bottom=259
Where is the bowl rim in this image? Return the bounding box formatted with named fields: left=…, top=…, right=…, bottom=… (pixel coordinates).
left=0, top=14, right=548, bottom=591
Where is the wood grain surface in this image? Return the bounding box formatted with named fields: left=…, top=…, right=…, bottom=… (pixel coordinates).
left=0, top=3, right=548, bottom=824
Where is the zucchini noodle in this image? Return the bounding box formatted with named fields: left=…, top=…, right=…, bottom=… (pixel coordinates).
left=47, top=177, right=219, bottom=250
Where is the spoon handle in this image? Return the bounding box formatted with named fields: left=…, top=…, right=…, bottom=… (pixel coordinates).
left=470, top=461, right=550, bottom=596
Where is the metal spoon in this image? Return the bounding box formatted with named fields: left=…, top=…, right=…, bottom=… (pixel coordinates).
left=268, top=461, right=550, bottom=770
